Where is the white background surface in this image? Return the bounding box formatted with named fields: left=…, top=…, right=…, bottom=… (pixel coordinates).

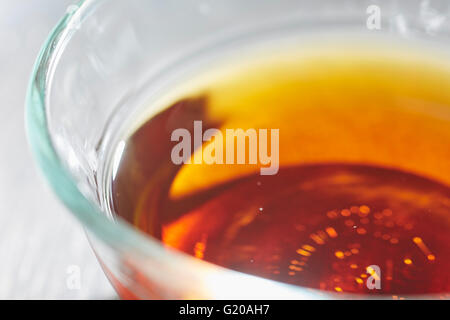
left=0, top=0, right=117, bottom=299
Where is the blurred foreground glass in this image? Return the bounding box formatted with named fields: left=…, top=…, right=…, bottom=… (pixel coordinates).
left=26, top=0, right=450, bottom=299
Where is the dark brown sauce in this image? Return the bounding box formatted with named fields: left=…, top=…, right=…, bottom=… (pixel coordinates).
left=112, top=51, right=450, bottom=295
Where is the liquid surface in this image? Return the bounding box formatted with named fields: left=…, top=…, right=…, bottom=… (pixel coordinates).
left=161, top=164, right=450, bottom=295
left=112, top=44, right=450, bottom=296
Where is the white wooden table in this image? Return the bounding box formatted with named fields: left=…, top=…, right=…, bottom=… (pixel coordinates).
left=0, top=0, right=117, bottom=299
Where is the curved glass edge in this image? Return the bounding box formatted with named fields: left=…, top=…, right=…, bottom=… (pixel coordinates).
left=24, top=0, right=166, bottom=256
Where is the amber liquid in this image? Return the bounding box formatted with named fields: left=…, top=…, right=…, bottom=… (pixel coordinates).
left=112, top=44, right=450, bottom=296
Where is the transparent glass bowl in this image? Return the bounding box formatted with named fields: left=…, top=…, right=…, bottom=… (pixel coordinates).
left=26, top=0, right=450, bottom=299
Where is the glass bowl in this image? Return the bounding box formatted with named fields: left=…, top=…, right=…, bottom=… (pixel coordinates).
left=26, top=0, right=450, bottom=299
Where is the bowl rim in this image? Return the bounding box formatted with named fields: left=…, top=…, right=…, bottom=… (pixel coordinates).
left=25, top=0, right=198, bottom=274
